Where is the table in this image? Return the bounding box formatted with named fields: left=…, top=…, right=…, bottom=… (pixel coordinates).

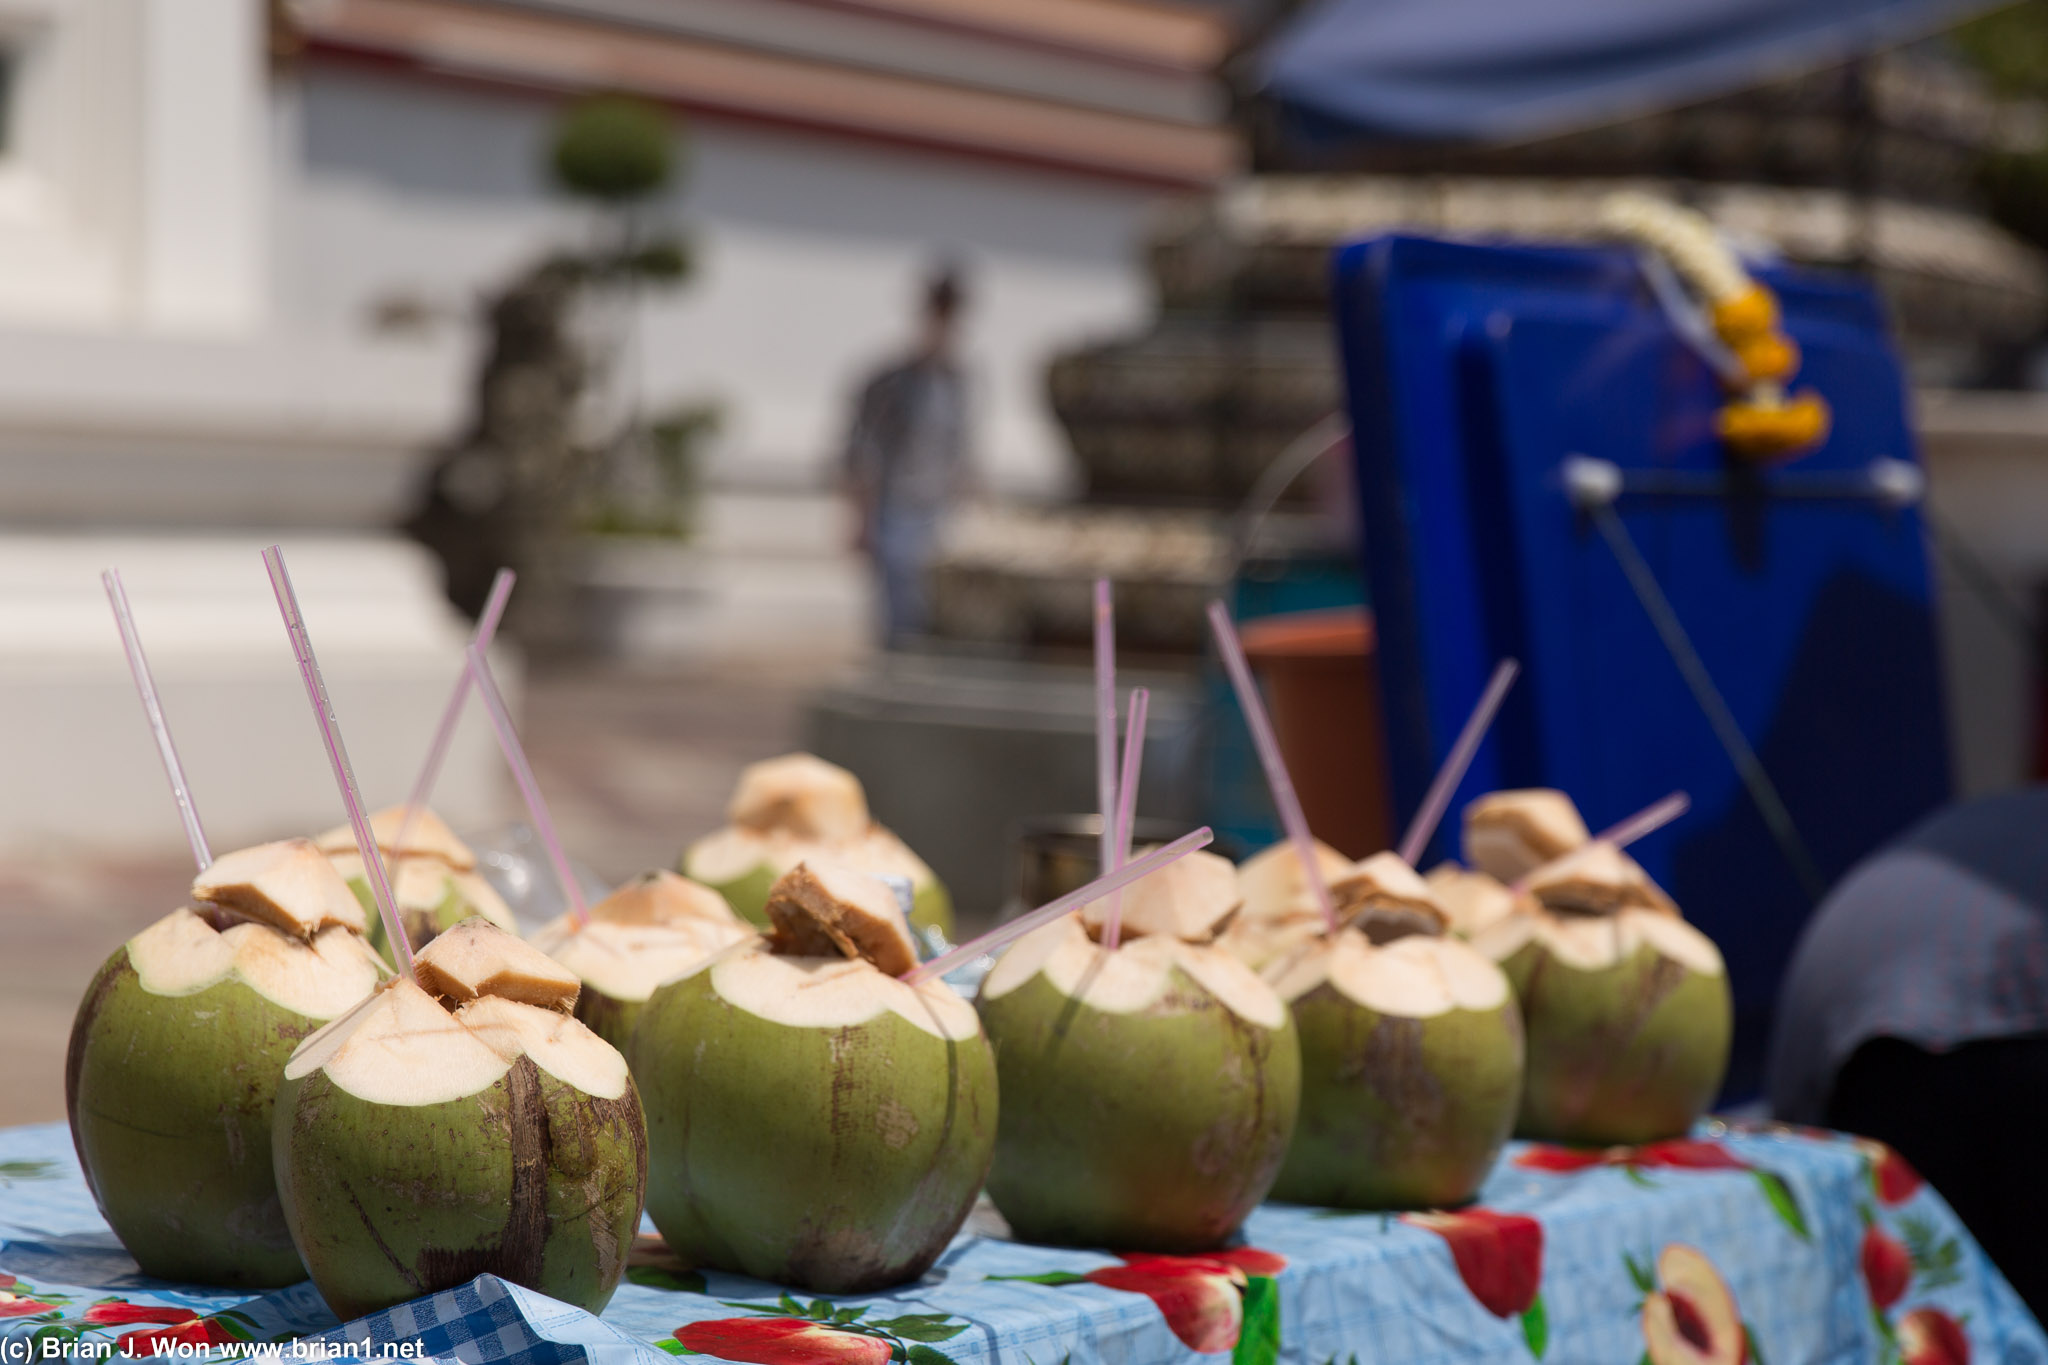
left=1, top=1121, right=2040, bottom=1365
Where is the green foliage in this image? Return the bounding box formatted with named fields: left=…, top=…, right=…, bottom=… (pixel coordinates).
left=1954, top=2, right=2048, bottom=99
left=1232, top=1274, right=1281, bottom=1365
left=552, top=94, right=677, bottom=203
left=1521, top=1296, right=1549, bottom=1358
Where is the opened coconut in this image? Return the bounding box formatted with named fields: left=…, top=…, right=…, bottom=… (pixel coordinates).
left=273, top=918, right=645, bottom=1319
left=631, top=860, right=994, bottom=1292
left=978, top=849, right=1299, bottom=1251
left=1217, top=837, right=1353, bottom=971
left=531, top=870, right=754, bottom=1051
left=1462, top=790, right=1589, bottom=883
left=315, top=806, right=519, bottom=963
left=1467, top=818, right=1731, bottom=1145
left=680, top=753, right=953, bottom=937
left=1423, top=863, right=1525, bottom=940
left=67, top=839, right=385, bottom=1286
left=1266, top=852, right=1522, bottom=1210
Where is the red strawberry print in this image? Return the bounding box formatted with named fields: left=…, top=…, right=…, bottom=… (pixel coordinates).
left=1897, top=1307, right=1969, bottom=1365
left=0, top=1290, right=54, bottom=1318
left=1860, top=1224, right=1910, bottom=1309
left=1854, top=1140, right=1925, bottom=1206
left=1087, top=1256, right=1247, bottom=1353
left=1517, top=1139, right=1749, bottom=1174
left=116, top=1318, right=236, bottom=1356
left=674, top=1318, right=893, bottom=1365
left=1403, top=1209, right=1544, bottom=1318
left=86, top=1303, right=201, bottom=1327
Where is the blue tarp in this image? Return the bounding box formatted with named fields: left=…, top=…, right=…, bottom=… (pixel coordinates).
left=1258, top=0, right=1995, bottom=145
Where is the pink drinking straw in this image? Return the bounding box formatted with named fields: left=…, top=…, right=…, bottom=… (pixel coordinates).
left=463, top=641, right=589, bottom=928
left=102, top=569, right=213, bottom=871
left=1099, top=687, right=1150, bottom=952
left=262, top=546, right=415, bottom=979
left=1512, top=790, right=1691, bottom=894
left=903, top=825, right=1213, bottom=985
left=393, top=567, right=515, bottom=855
left=1395, top=658, right=1520, bottom=867
left=1206, top=600, right=1336, bottom=932
left=1093, top=579, right=1118, bottom=881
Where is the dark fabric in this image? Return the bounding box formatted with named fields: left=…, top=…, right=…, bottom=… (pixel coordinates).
left=1769, top=789, right=2048, bottom=1125
left=1256, top=0, right=1993, bottom=145
left=1827, top=1034, right=2048, bottom=1323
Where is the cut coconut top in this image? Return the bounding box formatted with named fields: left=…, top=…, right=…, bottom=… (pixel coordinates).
left=1463, top=789, right=1588, bottom=882
left=328, top=855, right=521, bottom=935
left=314, top=805, right=475, bottom=872
left=1267, top=926, right=1510, bottom=1017
left=191, top=839, right=368, bottom=938
left=1216, top=903, right=1327, bottom=974
left=413, top=918, right=581, bottom=1012
left=1424, top=863, right=1524, bottom=938
left=1330, top=851, right=1447, bottom=944
left=982, top=912, right=1288, bottom=1029
left=765, top=861, right=920, bottom=976
left=703, top=938, right=980, bottom=1040
left=128, top=907, right=386, bottom=1019
left=1079, top=847, right=1241, bottom=944
left=456, top=994, right=629, bottom=1099
left=589, top=870, right=743, bottom=928
left=1469, top=905, right=1724, bottom=975
left=1237, top=838, right=1351, bottom=920
left=534, top=916, right=754, bottom=1003
left=1524, top=841, right=1672, bottom=916
left=728, top=753, right=870, bottom=842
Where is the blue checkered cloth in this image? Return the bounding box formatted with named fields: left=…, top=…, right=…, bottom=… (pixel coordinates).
left=2, top=1119, right=2041, bottom=1365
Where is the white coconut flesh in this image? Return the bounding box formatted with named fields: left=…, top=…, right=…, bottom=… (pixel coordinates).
left=697, top=940, right=981, bottom=1041
left=192, top=839, right=368, bottom=937
left=585, top=870, right=743, bottom=929
left=686, top=823, right=933, bottom=893
left=765, top=861, right=920, bottom=977
left=1463, top=789, right=1589, bottom=882
left=1079, top=848, right=1242, bottom=944
left=314, top=806, right=476, bottom=872
left=127, top=907, right=387, bottom=1017
left=534, top=919, right=751, bottom=1004
left=982, top=913, right=1288, bottom=1030
left=1523, top=840, right=1671, bottom=916
left=325, top=853, right=520, bottom=934
left=1330, top=851, right=1447, bottom=944
left=1470, top=907, right=1724, bottom=976
left=1237, top=838, right=1352, bottom=920
left=1267, top=929, right=1509, bottom=1018
left=413, top=918, right=582, bottom=1010
left=1424, top=864, right=1522, bottom=938
left=728, top=753, right=870, bottom=842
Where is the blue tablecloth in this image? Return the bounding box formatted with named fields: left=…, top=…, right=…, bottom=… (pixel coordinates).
left=1, top=1120, right=2040, bottom=1364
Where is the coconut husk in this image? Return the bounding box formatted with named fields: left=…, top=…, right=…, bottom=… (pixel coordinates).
left=1463, top=789, right=1589, bottom=882
left=412, top=918, right=581, bottom=1011
left=765, top=861, right=920, bottom=977
left=590, top=870, right=744, bottom=929
left=1329, top=851, right=1447, bottom=944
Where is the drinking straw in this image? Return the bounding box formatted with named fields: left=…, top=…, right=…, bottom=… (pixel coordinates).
left=1093, top=579, right=1117, bottom=881
left=1099, top=686, right=1150, bottom=952
left=262, top=546, right=414, bottom=979
left=1395, top=658, right=1520, bottom=867
left=1512, top=790, right=1691, bottom=894
left=1206, top=600, right=1336, bottom=932
left=464, top=641, right=589, bottom=927
left=102, top=569, right=213, bottom=871
left=393, top=567, right=514, bottom=855
left=903, top=825, right=1213, bottom=985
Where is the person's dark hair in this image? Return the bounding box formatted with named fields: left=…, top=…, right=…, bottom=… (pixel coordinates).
left=924, top=266, right=963, bottom=321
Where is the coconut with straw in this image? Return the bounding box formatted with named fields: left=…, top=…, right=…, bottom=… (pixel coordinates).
left=975, top=586, right=1299, bottom=1252
left=259, top=547, right=645, bottom=1319
left=67, top=570, right=388, bottom=1287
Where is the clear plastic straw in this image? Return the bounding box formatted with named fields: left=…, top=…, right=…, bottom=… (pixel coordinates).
left=1093, top=579, right=1117, bottom=881
left=464, top=641, right=589, bottom=927
left=1396, top=658, right=1520, bottom=866
left=102, top=569, right=212, bottom=871
left=393, top=567, right=515, bottom=854
left=903, top=825, right=1213, bottom=985
left=1512, top=790, right=1691, bottom=894
left=1206, top=599, right=1336, bottom=932
left=1100, top=687, right=1150, bottom=951
left=262, top=546, right=413, bottom=978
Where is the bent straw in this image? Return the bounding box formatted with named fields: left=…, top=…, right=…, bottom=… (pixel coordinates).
left=1512, top=790, right=1692, bottom=894
left=904, top=825, right=1213, bottom=985
left=1395, top=658, right=1520, bottom=867
left=1206, top=600, right=1336, bottom=932
left=262, top=546, right=414, bottom=979
left=1093, top=579, right=1117, bottom=881
left=1100, top=687, right=1150, bottom=952
left=394, top=567, right=515, bottom=855
left=464, top=641, right=589, bottom=927
left=102, top=569, right=212, bottom=871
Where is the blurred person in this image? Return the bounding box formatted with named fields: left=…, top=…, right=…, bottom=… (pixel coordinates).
left=1770, top=788, right=2048, bottom=1319
left=843, top=267, right=971, bottom=648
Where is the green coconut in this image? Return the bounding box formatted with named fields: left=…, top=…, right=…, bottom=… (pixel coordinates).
left=66, top=839, right=386, bottom=1287
left=317, top=806, right=519, bottom=965
left=273, top=919, right=645, bottom=1320
left=531, top=870, right=755, bottom=1052
left=631, top=862, right=994, bottom=1292
left=977, top=850, right=1300, bottom=1252
left=1264, top=853, right=1522, bottom=1209
left=680, top=753, right=953, bottom=936
left=1217, top=837, right=1353, bottom=972
left=1468, top=839, right=1731, bottom=1144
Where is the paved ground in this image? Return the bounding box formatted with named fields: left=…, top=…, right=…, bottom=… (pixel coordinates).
left=0, top=662, right=809, bottom=1126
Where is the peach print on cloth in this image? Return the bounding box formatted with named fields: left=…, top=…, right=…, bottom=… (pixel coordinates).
left=1401, top=1210, right=1548, bottom=1356
left=992, top=1248, right=1288, bottom=1363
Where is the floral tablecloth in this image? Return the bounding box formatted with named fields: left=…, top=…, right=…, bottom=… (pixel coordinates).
left=0, top=1120, right=2039, bottom=1365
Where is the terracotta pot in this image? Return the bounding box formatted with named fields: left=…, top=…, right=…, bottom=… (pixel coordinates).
left=1240, top=607, right=1390, bottom=859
